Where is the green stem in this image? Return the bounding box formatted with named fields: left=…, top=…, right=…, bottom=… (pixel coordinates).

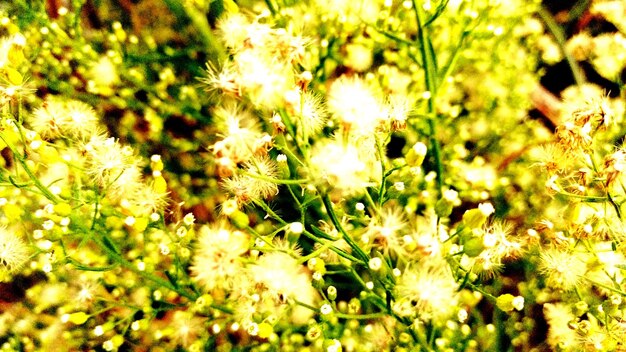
left=555, top=190, right=610, bottom=203
left=583, top=277, right=626, bottom=296
left=92, top=234, right=198, bottom=301
left=335, top=312, right=387, bottom=320
left=254, top=199, right=288, bottom=226
left=300, top=230, right=364, bottom=264
left=537, top=5, right=586, bottom=86
left=298, top=242, right=333, bottom=264
left=0, top=134, right=61, bottom=204
left=240, top=169, right=309, bottom=185
left=264, top=0, right=278, bottom=16
left=163, top=0, right=227, bottom=65
left=413, top=0, right=444, bottom=195
left=321, top=193, right=370, bottom=263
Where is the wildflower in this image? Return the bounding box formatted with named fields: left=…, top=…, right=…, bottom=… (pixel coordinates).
left=601, top=147, right=626, bottom=187
left=590, top=1, right=626, bottom=33
left=121, top=180, right=169, bottom=216
left=309, top=138, right=374, bottom=195
left=586, top=242, right=626, bottom=295
left=170, top=311, right=206, bottom=348
left=590, top=33, right=626, bottom=81
left=566, top=32, right=593, bottom=61
left=235, top=48, right=294, bottom=109
left=212, top=103, right=263, bottom=163
left=366, top=204, right=408, bottom=255
left=386, top=94, right=412, bottom=131
left=247, top=251, right=319, bottom=324
left=530, top=143, right=569, bottom=175
left=88, top=56, right=120, bottom=96
left=289, top=90, right=327, bottom=140
left=543, top=303, right=578, bottom=351
left=249, top=251, right=313, bottom=302
left=81, top=135, right=142, bottom=192
left=0, top=227, right=29, bottom=279
left=266, top=27, right=309, bottom=65
left=410, top=209, right=446, bottom=257
left=393, top=258, right=459, bottom=322
left=217, top=13, right=269, bottom=52
left=327, top=75, right=386, bottom=136
left=190, top=221, right=249, bottom=292
left=222, top=155, right=279, bottom=206
left=345, top=42, right=373, bottom=72
left=469, top=221, right=522, bottom=277
left=538, top=247, right=587, bottom=291
left=200, top=62, right=240, bottom=96
left=30, top=97, right=102, bottom=140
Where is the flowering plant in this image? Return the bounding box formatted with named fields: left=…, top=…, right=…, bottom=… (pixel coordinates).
left=1, top=0, right=626, bottom=351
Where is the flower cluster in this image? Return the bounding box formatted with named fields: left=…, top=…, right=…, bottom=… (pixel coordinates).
left=2, top=0, right=626, bottom=351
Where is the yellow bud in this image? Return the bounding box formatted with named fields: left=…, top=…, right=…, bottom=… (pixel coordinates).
left=565, top=202, right=584, bottom=224
left=39, top=145, right=60, bottom=162
left=4, top=203, right=23, bottom=221
left=462, top=209, right=487, bottom=229
left=151, top=158, right=164, bottom=172
left=258, top=322, right=273, bottom=339
left=105, top=216, right=124, bottom=230
left=6, top=23, right=19, bottom=35
left=463, top=237, right=484, bottom=257
left=308, top=258, right=326, bottom=275
left=223, top=0, right=239, bottom=13
left=114, top=28, right=127, bottom=43
left=4, top=67, right=23, bottom=86
left=153, top=176, right=167, bottom=194
left=496, top=294, right=515, bottom=312
left=435, top=198, right=453, bottom=218
left=54, top=203, right=72, bottom=217
left=406, top=142, right=427, bottom=167
left=7, top=45, right=25, bottom=67
left=403, top=237, right=417, bottom=252
left=68, top=312, right=90, bottom=325
left=132, top=217, right=149, bottom=232
left=1, top=127, right=20, bottom=148
left=229, top=210, right=249, bottom=229
left=111, top=334, right=124, bottom=347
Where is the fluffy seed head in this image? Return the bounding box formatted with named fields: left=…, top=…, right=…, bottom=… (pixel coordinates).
left=190, top=221, right=249, bottom=292
left=0, top=228, right=29, bottom=279
left=538, top=247, right=587, bottom=290
left=327, top=75, right=386, bottom=136
left=393, top=258, right=459, bottom=322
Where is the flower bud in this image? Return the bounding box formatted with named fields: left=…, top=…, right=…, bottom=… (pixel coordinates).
left=406, top=142, right=427, bottom=167
left=323, top=339, right=342, bottom=352
left=435, top=198, right=453, bottom=218
left=53, top=202, right=72, bottom=217
left=327, top=286, right=337, bottom=301
left=229, top=210, right=250, bottom=229
left=496, top=294, right=515, bottom=312
left=462, top=205, right=492, bottom=229
left=258, top=322, right=273, bottom=339
left=63, top=312, right=90, bottom=325
left=463, top=237, right=484, bottom=257
left=573, top=300, right=588, bottom=317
